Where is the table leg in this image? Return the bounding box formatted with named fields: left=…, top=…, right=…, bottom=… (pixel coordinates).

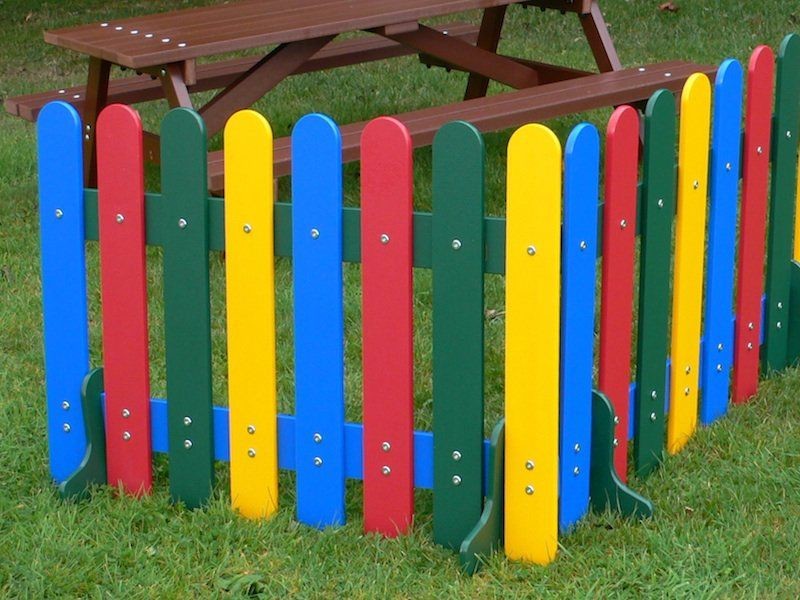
left=160, top=63, right=194, bottom=109
left=580, top=1, right=622, bottom=72
left=464, top=6, right=508, bottom=100
left=82, top=57, right=111, bottom=187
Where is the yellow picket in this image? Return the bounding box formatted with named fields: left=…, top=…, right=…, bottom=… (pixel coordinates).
left=504, top=123, right=561, bottom=565
left=794, top=152, right=800, bottom=261
left=668, top=74, right=712, bottom=455
left=224, top=110, right=278, bottom=518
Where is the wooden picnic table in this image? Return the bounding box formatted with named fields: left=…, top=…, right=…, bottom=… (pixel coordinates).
left=19, top=0, right=712, bottom=192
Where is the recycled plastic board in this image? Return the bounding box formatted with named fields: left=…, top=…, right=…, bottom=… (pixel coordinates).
left=763, top=34, right=800, bottom=372
left=225, top=109, right=278, bottom=519
left=161, top=108, right=214, bottom=508
left=699, top=59, right=743, bottom=424
left=634, top=90, right=676, bottom=477
left=504, top=123, right=561, bottom=565
left=292, top=113, right=346, bottom=527
left=37, top=101, right=90, bottom=483
left=559, top=122, right=599, bottom=530
left=361, top=117, right=414, bottom=536
left=668, top=73, right=711, bottom=455
left=733, top=47, right=775, bottom=403
left=598, top=106, right=639, bottom=482
left=432, top=121, right=485, bottom=549
left=97, top=104, right=153, bottom=495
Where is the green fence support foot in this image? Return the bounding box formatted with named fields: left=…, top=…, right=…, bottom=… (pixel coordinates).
left=590, top=390, right=653, bottom=519
left=786, top=260, right=800, bottom=366
left=459, top=418, right=504, bottom=575
left=58, top=368, right=107, bottom=500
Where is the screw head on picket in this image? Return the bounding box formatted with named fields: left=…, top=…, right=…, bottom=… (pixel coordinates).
left=380, top=233, right=390, bottom=244
left=693, top=180, right=700, bottom=190
left=115, top=213, right=125, bottom=224
left=717, top=343, right=724, bottom=351
left=247, top=425, right=256, bottom=435
left=313, top=433, right=323, bottom=443
left=381, top=441, right=391, bottom=452
left=178, top=218, right=187, bottom=229
left=243, top=224, right=252, bottom=234
left=183, top=416, right=192, bottom=426
left=451, top=239, right=462, bottom=250
left=123, top=431, right=131, bottom=441
left=63, top=423, right=71, bottom=433
left=248, top=448, right=256, bottom=458
left=121, top=408, right=130, bottom=418
left=685, top=365, right=691, bottom=374
left=684, top=387, right=691, bottom=396
left=716, top=363, right=723, bottom=372
left=650, top=412, right=657, bottom=422
left=310, top=228, right=320, bottom=239
left=55, top=209, right=64, bottom=219
left=183, top=439, right=193, bottom=449
left=61, top=401, right=70, bottom=410
left=573, top=444, right=581, bottom=453
left=573, top=467, right=580, bottom=476
left=657, top=199, right=664, bottom=208
left=452, top=450, right=462, bottom=461
left=651, top=390, right=658, bottom=400
left=525, top=460, right=535, bottom=470
left=748, top=322, right=754, bottom=330
left=452, top=475, right=462, bottom=486
left=613, top=416, right=620, bottom=425
left=777, top=321, right=783, bottom=329
left=381, top=465, right=391, bottom=476
left=525, top=485, right=535, bottom=495
left=580, top=241, right=588, bottom=250
left=313, top=457, right=323, bottom=467
left=613, top=438, right=619, bottom=447
left=725, top=163, right=732, bottom=171
left=778, top=302, right=784, bottom=310
left=757, top=146, right=764, bottom=155
left=747, top=342, right=754, bottom=350
left=527, top=245, right=536, bottom=256
left=620, top=219, right=628, bottom=229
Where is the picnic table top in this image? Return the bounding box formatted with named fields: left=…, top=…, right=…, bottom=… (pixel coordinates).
left=45, top=0, right=527, bottom=69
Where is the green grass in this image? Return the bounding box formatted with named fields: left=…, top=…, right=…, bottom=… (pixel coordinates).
left=1, top=0, right=800, bottom=597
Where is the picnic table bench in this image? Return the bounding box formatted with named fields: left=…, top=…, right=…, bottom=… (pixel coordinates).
left=6, top=0, right=714, bottom=193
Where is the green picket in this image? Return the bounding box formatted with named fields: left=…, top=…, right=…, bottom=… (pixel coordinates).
left=634, top=90, right=677, bottom=477
left=763, top=34, right=800, bottom=372
left=161, top=108, right=215, bottom=508
left=432, top=121, right=486, bottom=549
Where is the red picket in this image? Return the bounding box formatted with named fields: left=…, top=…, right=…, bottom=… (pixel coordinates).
left=97, top=104, right=153, bottom=495
left=361, top=117, right=415, bottom=536
left=598, top=106, right=640, bottom=482
left=733, top=46, right=775, bottom=403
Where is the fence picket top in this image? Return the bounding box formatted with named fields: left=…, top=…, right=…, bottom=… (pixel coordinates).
left=431, top=120, right=485, bottom=550
left=634, top=88, right=676, bottom=477
left=292, top=112, right=347, bottom=528
left=161, top=107, right=215, bottom=509
left=37, top=100, right=90, bottom=483
left=559, top=121, right=600, bottom=531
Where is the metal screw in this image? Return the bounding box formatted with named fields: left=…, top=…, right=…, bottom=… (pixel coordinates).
left=452, top=475, right=462, bottom=486
left=620, top=219, right=628, bottom=229
left=84, top=134, right=91, bottom=141
left=115, top=213, right=125, bottom=224
left=452, top=451, right=462, bottom=461
left=248, top=448, right=256, bottom=458
left=123, top=431, right=131, bottom=441
left=747, top=342, right=754, bottom=350
left=748, top=322, right=755, bottom=330
left=778, top=302, right=784, bottom=310
left=55, top=209, right=64, bottom=219
left=243, top=224, right=252, bottom=234
left=684, top=387, right=691, bottom=396
left=63, top=423, right=71, bottom=433
left=62, top=401, right=70, bottom=410
left=693, top=180, right=700, bottom=190
left=527, top=245, right=536, bottom=256
left=574, top=444, right=581, bottom=453
left=311, top=228, right=320, bottom=239
left=184, top=439, right=192, bottom=449
left=313, top=457, right=323, bottom=467
left=525, top=485, right=535, bottom=495
left=525, top=460, right=535, bottom=470
left=247, top=425, right=256, bottom=435
left=650, top=412, right=657, bottom=422
left=381, top=441, right=391, bottom=452
left=573, top=467, right=580, bottom=476
left=657, top=199, right=664, bottom=208
left=380, top=233, right=390, bottom=244
left=757, top=146, right=764, bottom=155
left=651, top=390, right=658, bottom=400
left=613, top=416, right=620, bottom=425
left=717, top=343, right=724, bottom=351
left=178, top=218, right=187, bottom=229
left=664, top=72, right=673, bottom=77
left=716, top=364, right=723, bottom=372
left=777, top=321, right=783, bottom=329
left=451, top=239, right=462, bottom=250
left=613, top=438, right=619, bottom=447
left=685, top=365, right=691, bottom=374
left=787, top=130, right=793, bottom=139
left=121, top=408, right=130, bottom=418
left=725, top=163, right=732, bottom=171
left=313, top=433, right=323, bottom=443
left=382, top=466, right=391, bottom=476
left=183, top=416, right=192, bottom=426
left=580, top=241, right=588, bottom=250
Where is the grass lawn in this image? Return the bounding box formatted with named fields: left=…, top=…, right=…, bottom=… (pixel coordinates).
left=1, top=0, right=800, bottom=597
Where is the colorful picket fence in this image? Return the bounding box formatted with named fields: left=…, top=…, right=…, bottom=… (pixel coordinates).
left=37, top=34, right=800, bottom=573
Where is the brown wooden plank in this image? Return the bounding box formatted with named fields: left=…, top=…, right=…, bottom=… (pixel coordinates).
left=580, top=1, right=622, bottom=72
left=43, top=0, right=520, bottom=69
left=464, top=6, right=508, bottom=99
left=9, top=22, right=478, bottom=123
left=208, top=60, right=713, bottom=191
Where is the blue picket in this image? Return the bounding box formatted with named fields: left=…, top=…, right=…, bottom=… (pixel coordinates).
left=292, top=114, right=347, bottom=528
left=37, top=101, right=90, bottom=483
left=700, top=59, right=743, bottom=425
left=559, top=123, right=600, bottom=531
